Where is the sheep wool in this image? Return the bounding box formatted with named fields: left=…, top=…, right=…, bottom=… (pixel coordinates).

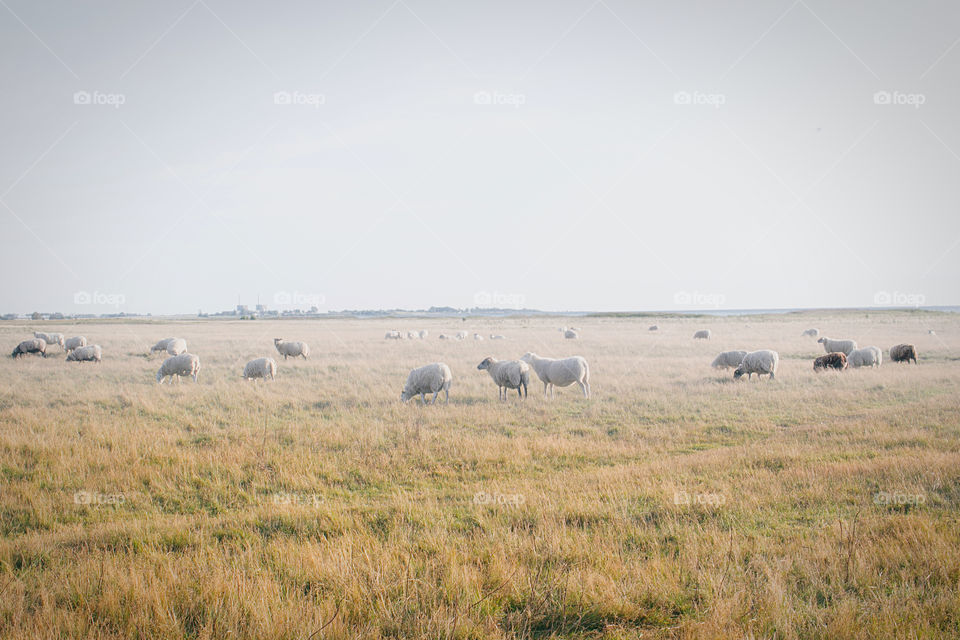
left=477, top=357, right=530, bottom=400
left=520, top=352, right=590, bottom=398
left=848, top=346, right=882, bottom=368
left=733, top=350, right=779, bottom=380
left=817, top=337, right=857, bottom=356
left=243, top=357, right=277, bottom=380
left=401, top=362, right=453, bottom=404
left=66, top=345, right=102, bottom=363
left=890, top=343, right=918, bottom=364
left=273, top=338, right=309, bottom=360
left=814, top=352, right=847, bottom=371
left=64, top=336, right=87, bottom=352
left=12, top=338, right=46, bottom=358
left=711, top=350, right=747, bottom=369
left=157, top=353, right=201, bottom=384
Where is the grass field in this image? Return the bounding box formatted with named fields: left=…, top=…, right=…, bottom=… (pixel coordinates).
left=1, top=310, right=958, bottom=639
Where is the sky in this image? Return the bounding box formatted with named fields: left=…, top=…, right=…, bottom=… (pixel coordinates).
left=1, top=0, right=959, bottom=314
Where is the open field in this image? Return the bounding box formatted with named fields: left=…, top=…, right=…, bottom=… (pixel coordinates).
left=1, top=310, right=959, bottom=639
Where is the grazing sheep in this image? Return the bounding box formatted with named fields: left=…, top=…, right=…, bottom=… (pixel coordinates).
left=166, top=338, right=187, bottom=356
left=12, top=338, right=46, bottom=358
left=385, top=331, right=402, bottom=340
left=489, top=334, right=505, bottom=340
left=150, top=337, right=180, bottom=355
left=64, top=336, right=87, bottom=352
left=243, top=357, right=276, bottom=380
left=273, top=338, right=309, bottom=360
left=156, top=353, right=200, bottom=384
left=520, top=352, right=590, bottom=398
left=802, top=328, right=820, bottom=337
left=34, top=332, right=64, bottom=351
left=711, top=350, right=747, bottom=369
left=733, top=349, right=779, bottom=380
left=693, top=330, right=711, bottom=340
left=848, top=346, right=882, bottom=368
left=814, top=352, right=847, bottom=371
left=66, top=344, right=102, bottom=363
left=438, top=334, right=450, bottom=340
left=400, top=362, right=453, bottom=404
left=474, top=333, right=484, bottom=341
left=817, top=337, right=857, bottom=356
left=928, top=329, right=936, bottom=336
left=419, top=330, right=429, bottom=339
left=890, top=343, right=918, bottom=364
left=455, top=331, right=468, bottom=340
left=648, top=325, right=659, bottom=332
left=563, top=329, right=579, bottom=340
left=477, top=357, right=530, bottom=400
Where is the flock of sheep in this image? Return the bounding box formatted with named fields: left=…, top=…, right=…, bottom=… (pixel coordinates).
left=10, top=323, right=922, bottom=400
left=707, top=327, right=920, bottom=380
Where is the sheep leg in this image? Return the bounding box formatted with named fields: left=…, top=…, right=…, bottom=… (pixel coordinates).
left=430, top=390, right=439, bottom=405
left=420, top=392, right=427, bottom=404
left=443, top=388, right=449, bottom=404
left=578, top=381, right=587, bottom=397
left=543, top=382, right=548, bottom=397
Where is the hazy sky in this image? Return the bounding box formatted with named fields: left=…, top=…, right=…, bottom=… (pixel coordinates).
left=1, top=0, right=959, bottom=314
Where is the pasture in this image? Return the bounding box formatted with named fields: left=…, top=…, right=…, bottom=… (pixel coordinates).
left=1, top=310, right=958, bottom=639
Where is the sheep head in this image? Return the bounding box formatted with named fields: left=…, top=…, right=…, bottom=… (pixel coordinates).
left=477, top=357, right=495, bottom=370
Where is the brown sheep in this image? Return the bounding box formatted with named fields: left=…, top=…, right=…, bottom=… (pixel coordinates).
left=890, top=343, right=918, bottom=364
left=814, top=352, right=847, bottom=371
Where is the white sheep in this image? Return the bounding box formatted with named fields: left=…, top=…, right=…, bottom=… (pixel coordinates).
left=166, top=338, right=187, bottom=356
left=733, top=350, right=779, bottom=380
left=474, top=333, right=484, bottom=341
left=520, top=352, right=590, bottom=398
left=385, top=331, right=402, bottom=340
left=64, top=336, right=87, bottom=352
left=156, top=353, right=200, bottom=384
left=848, top=346, right=882, bottom=368
left=34, top=332, right=65, bottom=351
left=406, top=331, right=418, bottom=339
left=711, top=350, right=747, bottom=369
left=928, top=329, right=936, bottom=336
left=419, top=330, right=429, bottom=339
left=150, top=337, right=177, bottom=355
left=66, top=344, right=102, bottom=363
left=400, top=362, right=453, bottom=404
left=489, top=334, right=505, bottom=340
left=477, top=357, right=530, bottom=400
left=563, top=329, right=579, bottom=340
left=274, top=338, right=309, bottom=360
left=12, top=338, right=46, bottom=358
left=817, top=337, right=857, bottom=356
left=693, top=330, right=711, bottom=340
left=243, top=357, right=277, bottom=380
left=455, top=331, right=468, bottom=340
left=802, top=328, right=820, bottom=337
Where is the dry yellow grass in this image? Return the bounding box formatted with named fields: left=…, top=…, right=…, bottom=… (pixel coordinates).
left=1, top=311, right=958, bottom=639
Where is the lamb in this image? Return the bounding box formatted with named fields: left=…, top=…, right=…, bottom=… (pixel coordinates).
left=455, top=331, right=468, bottom=340
left=12, top=338, right=46, bottom=358
left=150, top=337, right=177, bottom=355
left=273, top=338, right=309, bottom=360
left=400, top=362, right=453, bottom=404
left=477, top=357, right=530, bottom=400
left=693, top=330, right=711, bottom=340
left=802, top=328, right=820, bottom=337
left=156, top=353, right=200, bottom=384
left=166, top=338, right=187, bottom=356
left=890, top=343, right=918, bottom=364
left=814, top=352, right=847, bottom=371
left=817, top=337, right=857, bottom=356
left=520, top=352, right=590, bottom=398
left=489, top=334, right=505, bottom=340
left=733, top=349, right=779, bottom=380
left=34, top=332, right=64, bottom=350
left=64, top=336, right=87, bottom=352
left=711, top=350, right=747, bottom=369
left=66, top=344, right=102, bottom=363
left=385, top=331, right=402, bottom=340
left=563, top=329, right=579, bottom=339
left=474, top=333, right=484, bottom=341
left=419, top=330, right=429, bottom=339
left=243, top=357, right=276, bottom=380
left=848, top=346, right=882, bottom=368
